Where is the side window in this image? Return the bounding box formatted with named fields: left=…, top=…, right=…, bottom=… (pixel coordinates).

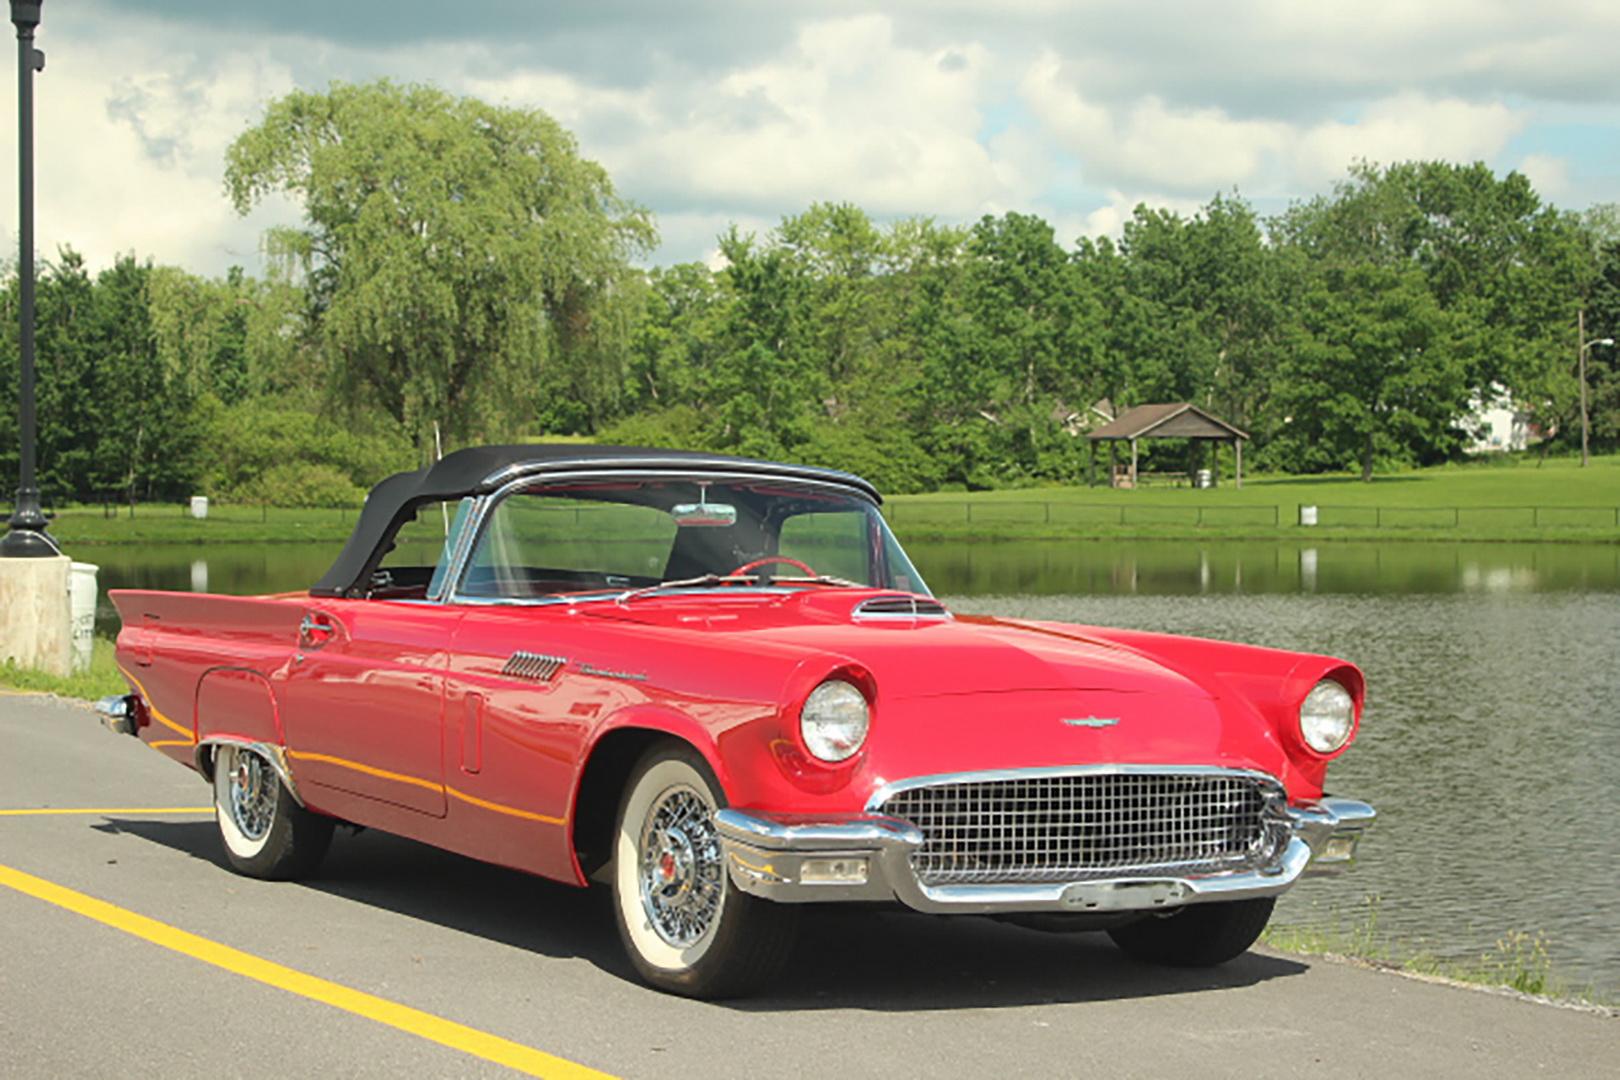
left=776, top=510, right=870, bottom=584
left=460, top=493, right=676, bottom=599
left=372, top=499, right=470, bottom=599
left=427, top=498, right=475, bottom=597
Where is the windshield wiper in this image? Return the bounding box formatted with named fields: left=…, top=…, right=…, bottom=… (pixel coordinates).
left=768, top=575, right=864, bottom=589
left=615, top=574, right=754, bottom=605
left=615, top=573, right=865, bottom=605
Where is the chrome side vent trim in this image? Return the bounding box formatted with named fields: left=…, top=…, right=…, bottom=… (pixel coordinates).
left=501, top=651, right=567, bottom=682
left=853, top=595, right=951, bottom=622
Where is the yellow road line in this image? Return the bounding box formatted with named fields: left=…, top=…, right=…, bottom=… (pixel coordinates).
left=0, top=807, right=213, bottom=817
left=0, top=863, right=614, bottom=1079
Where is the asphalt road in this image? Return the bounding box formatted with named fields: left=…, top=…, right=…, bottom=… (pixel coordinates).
left=1, top=693, right=1615, bottom=1080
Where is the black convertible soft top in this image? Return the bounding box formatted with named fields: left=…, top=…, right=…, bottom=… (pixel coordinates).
left=309, top=444, right=879, bottom=598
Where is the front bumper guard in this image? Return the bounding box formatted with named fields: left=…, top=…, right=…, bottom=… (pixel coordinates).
left=713, top=795, right=1375, bottom=915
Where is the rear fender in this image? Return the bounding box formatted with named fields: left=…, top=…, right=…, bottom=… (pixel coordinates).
left=193, top=667, right=303, bottom=806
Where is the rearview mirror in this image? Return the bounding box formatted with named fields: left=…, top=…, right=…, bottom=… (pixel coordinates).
left=671, top=500, right=737, bottom=528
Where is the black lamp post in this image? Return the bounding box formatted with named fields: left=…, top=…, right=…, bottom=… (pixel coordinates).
left=2, top=0, right=54, bottom=557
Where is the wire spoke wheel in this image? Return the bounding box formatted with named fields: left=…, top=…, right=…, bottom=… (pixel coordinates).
left=227, top=748, right=277, bottom=842
left=211, top=744, right=334, bottom=880
left=612, top=745, right=797, bottom=997
left=637, top=785, right=724, bottom=948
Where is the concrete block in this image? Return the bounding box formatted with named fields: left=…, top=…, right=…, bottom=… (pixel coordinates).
left=0, top=554, right=73, bottom=677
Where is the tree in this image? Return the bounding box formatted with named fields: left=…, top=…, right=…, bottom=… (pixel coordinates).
left=224, top=80, right=655, bottom=446
left=1273, top=264, right=1463, bottom=480
left=1583, top=240, right=1620, bottom=452
left=1274, top=161, right=1587, bottom=418
left=920, top=212, right=1099, bottom=485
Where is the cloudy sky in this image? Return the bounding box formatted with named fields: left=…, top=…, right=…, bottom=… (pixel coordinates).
left=5, top=1, right=1618, bottom=276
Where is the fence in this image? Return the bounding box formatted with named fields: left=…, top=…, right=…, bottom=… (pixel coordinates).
left=882, top=500, right=1620, bottom=530
left=41, top=496, right=1620, bottom=533
left=1304, top=505, right=1620, bottom=529
left=883, top=502, right=1282, bottom=527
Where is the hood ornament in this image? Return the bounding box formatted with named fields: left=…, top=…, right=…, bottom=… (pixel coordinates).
left=1062, top=716, right=1120, bottom=728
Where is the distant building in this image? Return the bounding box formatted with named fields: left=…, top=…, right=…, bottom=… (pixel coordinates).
left=1463, top=384, right=1532, bottom=454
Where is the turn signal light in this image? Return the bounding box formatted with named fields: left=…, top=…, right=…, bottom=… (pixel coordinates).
left=799, top=857, right=869, bottom=885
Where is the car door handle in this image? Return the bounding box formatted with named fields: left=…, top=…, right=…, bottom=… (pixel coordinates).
left=299, top=614, right=336, bottom=649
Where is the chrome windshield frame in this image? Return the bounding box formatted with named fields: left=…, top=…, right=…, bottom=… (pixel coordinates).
left=436, top=468, right=912, bottom=608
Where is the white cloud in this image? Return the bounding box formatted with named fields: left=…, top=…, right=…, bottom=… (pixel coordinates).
left=608, top=16, right=1012, bottom=217
left=1515, top=154, right=1570, bottom=200
left=1078, top=191, right=1210, bottom=240
left=1, top=23, right=297, bottom=275
left=1023, top=53, right=1529, bottom=197
left=1289, top=95, right=1525, bottom=187
left=3, top=2, right=1617, bottom=274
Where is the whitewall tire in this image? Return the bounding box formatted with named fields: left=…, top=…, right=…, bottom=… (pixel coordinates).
left=212, top=744, right=334, bottom=880
left=610, top=743, right=797, bottom=998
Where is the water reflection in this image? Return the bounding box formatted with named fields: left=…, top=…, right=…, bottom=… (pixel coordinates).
left=913, top=539, right=1620, bottom=597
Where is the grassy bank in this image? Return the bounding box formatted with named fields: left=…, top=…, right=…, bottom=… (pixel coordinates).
left=26, top=454, right=1620, bottom=546
left=43, top=504, right=361, bottom=545
left=0, top=638, right=127, bottom=700
left=885, top=454, right=1620, bottom=543
left=1263, top=898, right=1615, bottom=1008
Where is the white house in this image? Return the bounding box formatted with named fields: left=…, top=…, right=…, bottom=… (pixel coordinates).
left=1463, top=383, right=1533, bottom=454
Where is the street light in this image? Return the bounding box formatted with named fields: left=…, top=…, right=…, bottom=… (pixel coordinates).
left=1579, top=334, right=1615, bottom=469
left=1, top=0, right=54, bottom=557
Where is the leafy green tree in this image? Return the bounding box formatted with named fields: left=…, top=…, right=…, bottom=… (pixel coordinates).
left=1275, top=161, right=1587, bottom=420
left=1272, top=263, right=1463, bottom=479
left=224, top=79, right=655, bottom=446
left=1583, top=240, right=1620, bottom=451
left=0, top=251, right=204, bottom=502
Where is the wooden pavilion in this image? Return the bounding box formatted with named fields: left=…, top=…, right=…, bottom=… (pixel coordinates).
left=1086, top=403, right=1249, bottom=489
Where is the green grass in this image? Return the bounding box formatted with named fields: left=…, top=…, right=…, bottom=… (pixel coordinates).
left=885, top=454, right=1620, bottom=543
left=1263, top=897, right=1613, bottom=1007
left=0, top=638, right=128, bottom=700
left=43, top=503, right=363, bottom=545
left=24, top=453, right=1620, bottom=546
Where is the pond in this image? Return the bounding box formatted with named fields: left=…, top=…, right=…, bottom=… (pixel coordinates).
left=85, top=538, right=1620, bottom=997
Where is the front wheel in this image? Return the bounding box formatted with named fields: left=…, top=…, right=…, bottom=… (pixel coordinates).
left=1107, top=897, right=1275, bottom=967
left=610, top=744, right=797, bottom=998
left=212, top=744, right=333, bottom=880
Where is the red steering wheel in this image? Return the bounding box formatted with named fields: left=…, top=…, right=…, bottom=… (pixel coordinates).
left=727, top=555, right=817, bottom=582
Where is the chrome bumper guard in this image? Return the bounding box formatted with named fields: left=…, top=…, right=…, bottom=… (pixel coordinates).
left=95, top=694, right=138, bottom=737
left=713, top=794, right=1375, bottom=915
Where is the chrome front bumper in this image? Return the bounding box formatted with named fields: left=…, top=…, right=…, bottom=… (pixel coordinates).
left=714, top=795, right=1375, bottom=915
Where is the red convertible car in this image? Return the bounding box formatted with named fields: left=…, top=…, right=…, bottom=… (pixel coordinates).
left=101, top=445, right=1373, bottom=997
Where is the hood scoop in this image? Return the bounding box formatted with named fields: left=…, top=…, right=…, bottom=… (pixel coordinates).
left=851, top=595, right=952, bottom=623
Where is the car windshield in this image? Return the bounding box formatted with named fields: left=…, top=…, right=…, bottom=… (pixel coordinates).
left=454, top=478, right=928, bottom=602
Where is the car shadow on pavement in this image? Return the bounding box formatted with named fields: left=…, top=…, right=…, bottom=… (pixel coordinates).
left=99, top=817, right=1309, bottom=1011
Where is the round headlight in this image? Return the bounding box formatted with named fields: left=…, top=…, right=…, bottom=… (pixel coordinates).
left=1299, top=679, right=1355, bottom=754
left=800, top=679, right=869, bottom=762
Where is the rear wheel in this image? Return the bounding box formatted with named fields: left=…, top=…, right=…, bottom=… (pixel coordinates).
left=212, top=745, right=333, bottom=880
left=610, top=743, right=797, bottom=998
left=1107, top=897, right=1275, bottom=967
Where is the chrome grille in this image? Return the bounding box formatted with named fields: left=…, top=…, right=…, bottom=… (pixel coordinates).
left=876, top=770, right=1287, bottom=886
